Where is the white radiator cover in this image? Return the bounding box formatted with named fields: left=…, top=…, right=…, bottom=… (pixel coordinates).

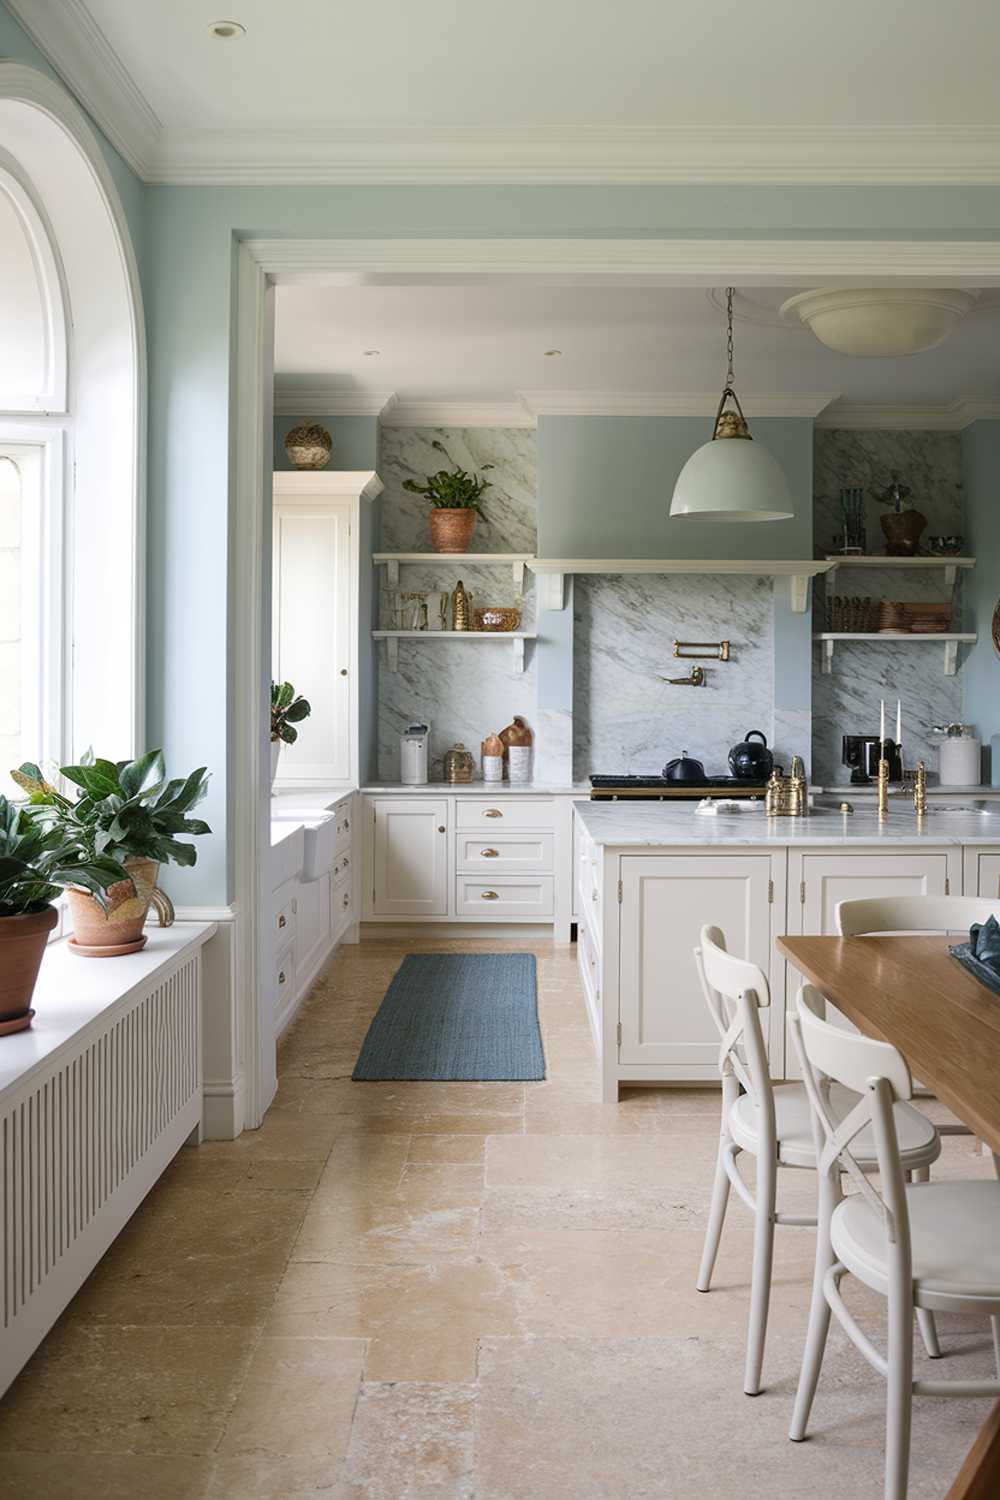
left=1, top=948, right=203, bottom=1395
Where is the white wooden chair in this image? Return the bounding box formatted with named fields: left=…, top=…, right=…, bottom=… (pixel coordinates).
left=694, top=925, right=941, bottom=1397
left=789, top=986, right=1000, bottom=1500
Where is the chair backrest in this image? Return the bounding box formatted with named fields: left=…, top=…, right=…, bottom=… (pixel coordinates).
left=792, top=985, right=912, bottom=1262
left=694, top=925, right=773, bottom=1132
left=837, top=894, right=1000, bottom=937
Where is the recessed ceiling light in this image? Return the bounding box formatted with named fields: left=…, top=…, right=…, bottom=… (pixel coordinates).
left=209, top=20, right=246, bottom=40
left=363, top=349, right=381, bottom=357
left=543, top=349, right=562, bottom=357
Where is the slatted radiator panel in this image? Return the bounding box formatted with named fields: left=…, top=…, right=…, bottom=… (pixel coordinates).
left=1, top=953, right=202, bottom=1393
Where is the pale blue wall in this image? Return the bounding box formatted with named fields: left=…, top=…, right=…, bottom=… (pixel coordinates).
left=273, top=415, right=378, bottom=471
left=961, top=420, right=1000, bottom=783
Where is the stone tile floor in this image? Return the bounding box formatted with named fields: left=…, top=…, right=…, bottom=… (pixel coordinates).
left=0, top=935, right=995, bottom=1497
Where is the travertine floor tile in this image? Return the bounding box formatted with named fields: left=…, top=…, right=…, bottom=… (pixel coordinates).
left=406, top=1133, right=488, bottom=1164
left=0, top=1453, right=213, bottom=1499
left=332, top=1382, right=475, bottom=1499
left=486, top=1133, right=719, bottom=1190
left=218, top=1337, right=365, bottom=1458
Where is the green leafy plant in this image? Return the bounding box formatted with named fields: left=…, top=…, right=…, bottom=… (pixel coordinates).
left=271, top=681, right=311, bottom=745
left=0, top=795, right=128, bottom=916
left=12, top=750, right=211, bottom=870
left=401, top=440, right=493, bottom=517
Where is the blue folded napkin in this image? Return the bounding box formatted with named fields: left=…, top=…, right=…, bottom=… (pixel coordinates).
left=950, top=914, right=1000, bottom=995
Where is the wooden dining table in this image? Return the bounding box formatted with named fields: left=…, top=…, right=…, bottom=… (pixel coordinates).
left=778, top=933, right=1000, bottom=1500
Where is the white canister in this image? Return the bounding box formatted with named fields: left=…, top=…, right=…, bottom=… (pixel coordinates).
left=507, top=744, right=532, bottom=784
left=937, top=729, right=981, bottom=787
left=482, top=753, right=504, bottom=782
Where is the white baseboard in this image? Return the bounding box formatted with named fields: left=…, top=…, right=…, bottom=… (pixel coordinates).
left=359, top=921, right=557, bottom=941
left=202, top=1072, right=245, bottom=1140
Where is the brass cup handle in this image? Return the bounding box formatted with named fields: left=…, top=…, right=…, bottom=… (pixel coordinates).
left=483, top=809, right=502, bottom=818
left=278, top=970, right=287, bottom=985
left=481, top=890, right=499, bottom=900
left=481, top=848, right=499, bottom=857
left=278, top=914, right=287, bottom=928
left=342, top=892, right=350, bottom=908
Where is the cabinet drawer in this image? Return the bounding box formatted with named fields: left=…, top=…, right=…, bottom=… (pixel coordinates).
left=331, top=849, right=352, bottom=883
left=455, top=798, right=555, bottom=831
left=332, top=875, right=354, bottom=935
left=455, top=875, right=554, bottom=918
left=335, top=806, right=352, bottom=852
left=274, top=895, right=296, bottom=948
left=274, top=944, right=296, bottom=1030
left=456, top=831, right=554, bottom=874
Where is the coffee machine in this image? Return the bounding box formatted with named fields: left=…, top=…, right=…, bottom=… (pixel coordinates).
left=842, top=734, right=903, bottom=785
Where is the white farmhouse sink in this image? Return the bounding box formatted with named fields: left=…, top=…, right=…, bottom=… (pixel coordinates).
left=270, top=808, right=338, bottom=883
left=269, top=821, right=305, bottom=891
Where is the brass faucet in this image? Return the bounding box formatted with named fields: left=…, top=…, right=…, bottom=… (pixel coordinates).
left=663, top=665, right=705, bottom=687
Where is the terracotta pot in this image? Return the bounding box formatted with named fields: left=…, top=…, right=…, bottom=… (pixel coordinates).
left=0, top=905, right=58, bottom=1032
left=428, top=509, right=476, bottom=553
left=881, top=507, right=927, bottom=557
left=66, top=856, right=160, bottom=954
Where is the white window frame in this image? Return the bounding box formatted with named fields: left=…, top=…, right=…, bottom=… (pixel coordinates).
left=0, top=154, right=68, bottom=415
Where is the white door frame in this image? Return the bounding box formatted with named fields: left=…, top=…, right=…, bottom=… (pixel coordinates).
left=232, top=233, right=1000, bottom=1128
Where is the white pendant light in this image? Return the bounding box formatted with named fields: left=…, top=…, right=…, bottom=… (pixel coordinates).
left=670, top=286, right=793, bottom=523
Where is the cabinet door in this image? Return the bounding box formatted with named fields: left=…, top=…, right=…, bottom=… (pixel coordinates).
left=799, top=852, right=949, bottom=935
left=618, top=855, right=774, bottom=1069
left=295, top=873, right=332, bottom=988
left=272, top=497, right=352, bottom=782
left=372, top=798, right=448, bottom=916
left=970, top=852, right=1000, bottom=902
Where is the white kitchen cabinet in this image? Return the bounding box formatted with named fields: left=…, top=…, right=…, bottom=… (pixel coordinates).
left=370, top=797, right=449, bottom=917
left=455, top=873, right=554, bottom=918
left=295, top=872, right=332, bottom=990
left=617, top=853, right=779, bottom=1077
left=792, top=849, right=955, bottom=936
left=964, top=848, right=1000, bottom=902
left=456, top=830, right=554, bottom=874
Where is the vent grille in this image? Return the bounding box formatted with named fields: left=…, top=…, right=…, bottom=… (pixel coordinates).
left=2, top=955, right=200, bottom=1334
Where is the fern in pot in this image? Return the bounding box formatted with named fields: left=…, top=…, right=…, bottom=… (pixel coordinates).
left=0, top=797, right=128, bottom=1029
left=13, top=750, right=210, bottom=956
left=402, top=440, right=494, bottom=553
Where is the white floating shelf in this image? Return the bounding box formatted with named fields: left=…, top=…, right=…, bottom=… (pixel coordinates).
left=814, top=631, right=977, bottom=677
left=373, top=629, right=536, bottom=673
left=526, top=559, right=832, bottom=613
left=823, top=555, right=975, bottom=592
left=373, top=552, right=533, bottom=589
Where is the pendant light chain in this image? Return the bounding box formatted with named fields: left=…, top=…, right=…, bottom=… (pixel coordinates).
left=725, top=286, right=736, bottom=390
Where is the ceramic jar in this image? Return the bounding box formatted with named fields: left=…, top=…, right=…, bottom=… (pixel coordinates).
left=482, top=732, right=504, bottom=782
left=283, top=422, right=332, bottom=470
left=500, top=716, right=533, bottom=784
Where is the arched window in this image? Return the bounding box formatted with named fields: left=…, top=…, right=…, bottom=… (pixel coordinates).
left=0, top=63, right=144, bottom=783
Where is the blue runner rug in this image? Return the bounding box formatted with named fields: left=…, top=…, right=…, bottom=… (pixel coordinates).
left=352, top=952, right=544, bottom=1081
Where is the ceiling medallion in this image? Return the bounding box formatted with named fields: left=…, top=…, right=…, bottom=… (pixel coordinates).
left=779, top=287, right=979, bottom=357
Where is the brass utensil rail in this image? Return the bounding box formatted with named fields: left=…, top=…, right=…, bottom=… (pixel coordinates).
left=673, top=640, right=730, bottom=661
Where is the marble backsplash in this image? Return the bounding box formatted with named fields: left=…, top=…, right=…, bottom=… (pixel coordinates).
left=377, top=427, right=538, bottom=780
left=572, top=574, right=788, bottom=778
left=812, top=430, right=967, bottom=784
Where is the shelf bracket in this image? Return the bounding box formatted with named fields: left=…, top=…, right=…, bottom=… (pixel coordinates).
left=537, top=572, right=565, bottom=612
left=512, top=636, right=526, bottom=674
left=512, top=559, right=525, bottom=592
left=943, top=638, right=958, bottom=676
left=385, top=558, right=399, bottom=588
left=944, top=563, right=957, bottom=592
left=821, top=638, right=834, bottom=675
left=385, top=636, right=398, bottom=672
left=790, top=574, right=810, bottom=613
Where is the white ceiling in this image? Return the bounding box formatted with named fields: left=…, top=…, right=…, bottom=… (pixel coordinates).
left=11, top=1, right=1000, bottom=182
left=273, top=281, right=1000, bottom=416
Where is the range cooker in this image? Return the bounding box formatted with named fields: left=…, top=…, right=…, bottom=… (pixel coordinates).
left=589, top=775, right=768, bottom=801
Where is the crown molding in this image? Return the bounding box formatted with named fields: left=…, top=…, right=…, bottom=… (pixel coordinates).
left=5, top=0, right=159, bottom=178
left=151, top=124, right=1000, bottom=186
left=381, top=399, right=534, bottom=428
left=816, top=397, right=1000, bottom=430
left=520, top=390, right=839, bottom=419
left=273, top=382, right=396, bottom=417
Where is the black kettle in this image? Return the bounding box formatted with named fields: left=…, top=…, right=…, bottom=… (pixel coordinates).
left=728, top=730, right=773, bottom=780
left=663, top=751, right=706, bottom=783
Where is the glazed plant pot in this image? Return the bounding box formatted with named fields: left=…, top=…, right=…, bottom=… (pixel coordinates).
left=271, top=737, right=281, bottom=788
left=881, top=507, right=927, bottom=557
left=65, top=856, right=160, bottom=956
left=0, top=905, right=59, bottom=1033
left=429, top=509, right=477, bottom=553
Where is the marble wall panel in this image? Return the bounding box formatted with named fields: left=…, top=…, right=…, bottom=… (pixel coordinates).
left=814, top=429, right=962, bottom=557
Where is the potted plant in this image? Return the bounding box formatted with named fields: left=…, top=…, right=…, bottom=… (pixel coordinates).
left=13, top=750, right=210, bottom=956
left=401, top=440, right=493, bottom=553
left=271, top=681, right=311, bottom=786
left=0, top=796, right=128, bottom=1029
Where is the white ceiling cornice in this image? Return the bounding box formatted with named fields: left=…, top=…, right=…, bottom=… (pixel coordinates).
left=382, top=400, right=534, bottom=428
left=272, top=382, right=397, bottom=417
left=147, top=124, right=1000, bottom=187
left=6, top=0, right=159, bottom=178
left=816, top=397, right=1000, bottom=431
left=521, top=390, right=839, bottom=419
left=7, top=7, right=1000, bottom=191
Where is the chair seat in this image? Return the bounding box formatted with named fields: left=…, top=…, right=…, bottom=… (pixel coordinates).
left=832, top=1180, right=1000, bottom=1308
left=729, top=1082, right=940, bottom=1170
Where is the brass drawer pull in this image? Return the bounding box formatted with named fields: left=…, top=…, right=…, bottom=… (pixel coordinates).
left=278, top=913, right=287, bottom=928
left=481, top=848, right=499, bottom=857
left=278, top=970, right=287, bottom=985
left=483, top=808, right=502, bottom=818
left=481, top=890, right=499, bottom=900
left=342, top=892, right=350, bottom=909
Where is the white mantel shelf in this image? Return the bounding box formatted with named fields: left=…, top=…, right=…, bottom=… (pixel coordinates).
left=373, top=552, right=532, bottom=588
left=814, top=631, right=977, bottom=676
left=526, top=559, right=832, bottom=612
left=373, top=628, right=535, bottom=673
left=823, top=555, right=975, bottom=592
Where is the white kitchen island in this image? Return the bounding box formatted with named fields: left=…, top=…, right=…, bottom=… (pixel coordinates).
left=573, top=801, right=1000, bottom=1102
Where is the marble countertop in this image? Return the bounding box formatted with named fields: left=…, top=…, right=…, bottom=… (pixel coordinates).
left=573, top=800, right=1000, bottom=848
left=271, top=786, right=354, bottom=813
left=362, top=782, right=589, bottom=796
left=816, top=784, right=1000, bottom=797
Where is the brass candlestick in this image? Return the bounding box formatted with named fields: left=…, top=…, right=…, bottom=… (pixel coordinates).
left=914, top=759, right=928, bottom=818
left=877, top=755, right=890, bottom=819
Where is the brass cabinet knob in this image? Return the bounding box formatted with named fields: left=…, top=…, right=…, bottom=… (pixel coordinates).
left=481, top=848, right=499, bottom=857
left=438, top=825, right=446, bottom=833
left=342, top=892, right=350, bottom=908
left=278, top=970, right=286, bottom=985
left=278, top=913, right=287, bottom=928
left=481, top=890, right=499, bottom=900
left=483, top=808, right=502, bottom=818
left=339, top=668, right=348, bottom=676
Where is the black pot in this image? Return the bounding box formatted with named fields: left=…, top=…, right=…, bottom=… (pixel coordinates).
left=663, top=752, right=706, bottom=783
left=728, top=730, right=774, bottom=781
